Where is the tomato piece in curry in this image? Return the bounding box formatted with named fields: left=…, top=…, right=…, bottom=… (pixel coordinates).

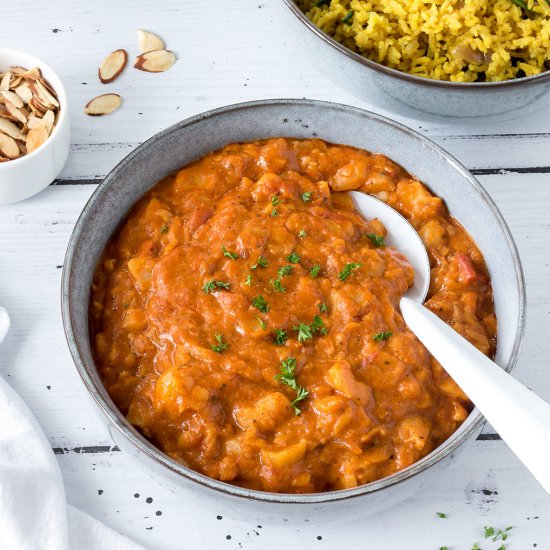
left=90, top=138, right=496, bottom=493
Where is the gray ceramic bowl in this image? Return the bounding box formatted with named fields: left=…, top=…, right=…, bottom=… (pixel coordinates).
left=281, top=0, right=550, bottom=120
left=62, top=99, right=525, bottom=523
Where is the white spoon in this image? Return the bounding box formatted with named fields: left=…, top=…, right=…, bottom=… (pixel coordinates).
left=350, top=191, right=550, bottom=494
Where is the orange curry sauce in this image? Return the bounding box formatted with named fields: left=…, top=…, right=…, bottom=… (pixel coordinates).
left=91, top=138, right=496, bottom=493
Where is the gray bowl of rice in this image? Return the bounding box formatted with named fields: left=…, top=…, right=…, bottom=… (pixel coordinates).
left=282, top=0, right=550, bottom=120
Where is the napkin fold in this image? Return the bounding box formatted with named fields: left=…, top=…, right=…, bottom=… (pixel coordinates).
left=0, top=307, right=145, bottom=550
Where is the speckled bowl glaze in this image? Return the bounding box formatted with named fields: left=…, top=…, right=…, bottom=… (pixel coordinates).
left=62, top=99, right=525, bottom=523
left=281, top=0, right=550, bottom=121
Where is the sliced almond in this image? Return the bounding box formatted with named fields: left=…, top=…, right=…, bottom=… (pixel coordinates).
left=0, top=72, right=11, bottom=91
left=30, top=80, right=59, bottom=109
left=42, top=110, right=55, bottom=134
left=1, top=90, right=24, bottom=109
left=99, top=49, right=128, bottom=84
left=5, top=101, right=27, bottom=124
left=0, top=117, right=25, bottom=140
left=0, top=131, right=20, bottom=158
left=137, top=30, right=165, bottom=53
left=17, top=141, right=27, bottom=155
left=27, top=112, right=44, bottom=130
left=26, top=126, right=49, bottom=153
left=84, top=93, right=122, bottom=116
left=14, top=82, right=33, bottom=103
left=0, top=104, right=18, bottom=122
left=20, top=67, right=42, bottom=80
left=134, top=49, right=176, bottom=73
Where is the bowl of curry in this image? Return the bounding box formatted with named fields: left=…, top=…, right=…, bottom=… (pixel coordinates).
left=62, top=99, right=525, bottom=520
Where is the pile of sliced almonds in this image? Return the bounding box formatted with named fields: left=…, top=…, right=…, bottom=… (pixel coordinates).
left=85, top=30, right=176, bottom=116
left=0, top=66, right=60, bottom=161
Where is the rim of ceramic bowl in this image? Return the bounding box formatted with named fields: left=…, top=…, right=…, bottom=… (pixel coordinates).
left=0, top=48, right=68, bottom=167
left=62, top=98, right=526, bottom=505
left=283, top=0, right=550, bottom=90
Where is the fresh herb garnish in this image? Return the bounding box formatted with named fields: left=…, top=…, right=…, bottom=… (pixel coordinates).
left=256, top=316, right=267, bottom=330
left=244, top=274, right=252, bottom=286
left=315, top=0, right=330, bottom=6
left=211, top=333, right=229, bottom=354
left=437, top=512, right=448, bottom=519
left=342, top=10, right=354, bottom=25
left=252, top=294, right=269, bottom=313
left=277, top=265, right=294, bottom=278
left=301, top=191, right=312, bottom=203
left=373, top=331, right=393, bottom=342
left=310, top=264, right=321, bottom=278
left=203, top=280, right=231, bottom=294
left=492, top=527, right=513, bottom=542
left=271, top=209, right=279, bottom=217
left=471, top=544, right=481, bottom=550
left=222, top=245, right=238, bottom=260
left=484, top=527, right=495, bottom=539
left=286, top=251, right=301, bottom=264
left=251, top=256, right=268, bottom=269
left=293, top=322, right=313, bottom=343
left=274, top=328, right=288, bottom=345
left=310, top=315, right=327, bottom=335
left=367, top=233, right=386, bottom=247
left=338, top=262, right=362, bottom=281
left=271, top=195, right=281, bottom=207
left=439, top=547, right=449, bottom=550
left=291, top=387, right=310, bottom=415
left=270, top=278, right=286, bottom=293
left=298, top=229, right=307, bottom=239
left=511, top=0, right=530, bottom=9
left=317, top=302, right=328, bottom=313
left=160, top=224, right=169, bottom=235
left=274, top=357, right=309, bottom=415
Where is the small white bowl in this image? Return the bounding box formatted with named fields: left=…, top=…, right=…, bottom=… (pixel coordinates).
left=0, top=48, right=70, bottom=204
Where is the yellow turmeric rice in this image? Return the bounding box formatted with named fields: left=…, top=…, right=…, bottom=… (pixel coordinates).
left=297, top=0, right=550, bottom=82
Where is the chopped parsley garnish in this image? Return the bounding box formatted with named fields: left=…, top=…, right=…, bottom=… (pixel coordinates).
left=338, top=262, right=362, bottom=281
left=471, top=544, right=481, bottom=550
left=256, top=316, right=267, bottom=330
left=316, top=0, right=330, bottom=6
left=270, top=278, right=286, bottom=293
left=271, top=209, right=279, bottom=217
left=211, top=333, right=229, bottom=354
left=222, top=245, right=238, bottom=260
left=298, top=229, right=307, bottom=239
left=251, top=256, right=268, bottom=269
left=484, top=527, right=495, bottom=538
left=489, top=527, right=512, bottom=542
left=342, top=10, right=354, bottom=25
left=203, top=280, right=231, bottom=294
left=301, top=191, right=312, bottom=203
left=271, top=195, right=281, bottom=207
left=317, top=302, right=328, bottom=313
left=160, top=224, right=169, bottom=235
left=367, top=233, right=386, bottom=247
left=244, top=274, right=252, bottom=286
left=291, top=387, right=310, bottom=416
left=274, top=328, right=288, bottom=345
left=252, top=294, right=269, bottom=313
left=496, top=546, right=505, bottom=550
left=511, top=0, right=530, bottom=10
left=274, top=357, right=309, bottom=415
left=293, top=322, right=313, bottom=343
left=310, top=264, right=321, bottom=278
left=277, top=265, right=294, bottom=278
left=287, top=251, right=301, bottom=264
left=439, top=547, right=449, bottom=550
left=311, top=315, right=327, bottom=335
left=437, top=512, right=448, bottom=519
left=373, top=331, right=393, bottom=342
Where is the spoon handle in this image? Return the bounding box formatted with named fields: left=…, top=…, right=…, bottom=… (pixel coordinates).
left=400, top=296, right=550, bottom=494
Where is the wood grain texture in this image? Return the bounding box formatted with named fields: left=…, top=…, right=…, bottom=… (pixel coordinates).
left=1, top=0, right=549, bottom=547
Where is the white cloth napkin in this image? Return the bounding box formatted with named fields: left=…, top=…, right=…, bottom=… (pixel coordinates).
left=0, top=307, right=145, bottom=550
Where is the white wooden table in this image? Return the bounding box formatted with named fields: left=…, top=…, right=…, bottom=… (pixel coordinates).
left=1, top=1, right=549, bottom=548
